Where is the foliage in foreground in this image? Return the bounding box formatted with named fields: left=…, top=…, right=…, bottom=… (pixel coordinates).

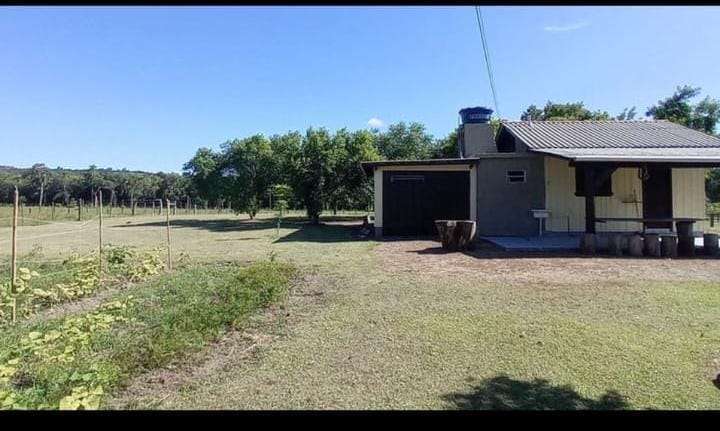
left=0, top=260, right=295, bottom=410
left=0, top=246, right=165, bottom=325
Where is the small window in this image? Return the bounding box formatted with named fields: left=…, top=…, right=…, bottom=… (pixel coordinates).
left=506, top=170, right=526, bottom=184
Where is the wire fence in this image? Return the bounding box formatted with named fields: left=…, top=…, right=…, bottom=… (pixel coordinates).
left=1, top=193, right=178, bottom=324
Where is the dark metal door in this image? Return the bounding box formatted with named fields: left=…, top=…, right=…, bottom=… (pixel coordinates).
left=642, top=166, right=673, bottom=229
left=382, top=171, right=470, bottom=236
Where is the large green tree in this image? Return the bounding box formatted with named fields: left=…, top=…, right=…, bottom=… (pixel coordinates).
left=221, top=135, right=275, bottom=219
left=374, top=122, right=435, bottom=160
left=296, top=128, right=333, bottom=224
left=646, top=85, right=720, bottom=134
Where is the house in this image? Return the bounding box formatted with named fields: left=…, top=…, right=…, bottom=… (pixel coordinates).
left=362, top=107, right=720, bottom=240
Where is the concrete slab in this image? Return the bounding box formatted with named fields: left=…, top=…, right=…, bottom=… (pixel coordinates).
left=479, top=235, right=581, bottom=251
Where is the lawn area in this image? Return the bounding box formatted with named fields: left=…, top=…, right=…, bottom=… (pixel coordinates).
left=1, top=212, right=719, bottom=409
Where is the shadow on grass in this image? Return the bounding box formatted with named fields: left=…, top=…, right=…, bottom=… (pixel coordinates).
left=444, top=375, right=629, bottom=410
left=115, top=216, right=367, bottom=243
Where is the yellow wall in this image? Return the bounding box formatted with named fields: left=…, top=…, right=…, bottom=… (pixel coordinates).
left=673, top=168, right=709, bottom=230
left=543, top=157, right=708, bottom=232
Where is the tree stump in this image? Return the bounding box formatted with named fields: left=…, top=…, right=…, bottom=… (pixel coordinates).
left=643, top=234, right=661, bottom=257
left=628, top=234, right=644, bottom=257
left=435, top=220, right=476, bottom=251
left=661, top=235, right=678, bottom=258
left=580, top=233, right=596, bottom=255
left=703, top=233, right=719, bottom=256
left=608, top=234, right=624, bottom=256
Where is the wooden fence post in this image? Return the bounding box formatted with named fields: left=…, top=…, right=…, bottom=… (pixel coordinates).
left=166, top=198, right=172, bottom=271
left=98, top=190, right=103, bottom=279
left=11, top=187, right=19, bottom=294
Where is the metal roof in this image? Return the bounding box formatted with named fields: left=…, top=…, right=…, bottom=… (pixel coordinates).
left=502, top=120, right=720, bottom=150
left=534, top=147, right=720, bottom=164
left=361, top=158, right=480, bottom=174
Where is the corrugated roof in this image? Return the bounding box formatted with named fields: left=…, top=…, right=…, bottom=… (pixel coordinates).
left=502, top=120, right=720, bottom=150
left=535, top=147, right=720, bottom=163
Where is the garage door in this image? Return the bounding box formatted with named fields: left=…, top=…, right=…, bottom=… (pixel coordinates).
left=382, top=170, right=470, bottom=236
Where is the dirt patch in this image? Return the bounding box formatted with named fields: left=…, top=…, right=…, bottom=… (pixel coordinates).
left=376, top=239, right=720, bottom=286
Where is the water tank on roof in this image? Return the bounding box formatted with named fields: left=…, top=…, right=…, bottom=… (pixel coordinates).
left=459, top=107, right=493, bottom=124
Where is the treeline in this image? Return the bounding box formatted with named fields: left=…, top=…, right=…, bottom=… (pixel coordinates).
left=0, top=165, right=191, bottom=208
left=183, top=123, right=458, bottom=223
left=0, top=122, right=458, bottom=222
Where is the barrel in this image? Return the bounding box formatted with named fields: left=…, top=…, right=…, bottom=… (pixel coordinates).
left=608, top=234, right=623, bottom=256
left=678, top=236, right=696, bottom=257
left=644, top=234, right=661, bottom=257
left=704, top=233, right=719, bottom=256
left=628, top=234, right=644, bottom=257
left=661, top=235, right=678, bottom=258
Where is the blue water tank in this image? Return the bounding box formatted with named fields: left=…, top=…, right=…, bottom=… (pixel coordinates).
left=459, top=107, right=493, bottom=124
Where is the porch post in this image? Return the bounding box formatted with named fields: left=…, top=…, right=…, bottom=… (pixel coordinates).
left=584, top=166, right=596, bottom=234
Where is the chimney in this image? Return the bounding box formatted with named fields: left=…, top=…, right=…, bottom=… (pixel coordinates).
left=458, top=107, right=495, bottom=157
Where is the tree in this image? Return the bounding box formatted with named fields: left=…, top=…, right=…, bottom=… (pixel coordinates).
left=374, top=122, right=435, bottom=160
left=296, top=128, right=333, bottom=224
left=615, top=106, right=637, bottom=121
left=221, top=135, right=274, bottom=219
left=183, top=148, right=225, bottom=208
left=646, top=85, right=700, bottom=128
left=521, top=102, right=610, bottom=121
left=24, top=163, right=50, bottom=206
left=326, top=129, right=380, bottom=212
left=432, top=130, right=459, bottom=159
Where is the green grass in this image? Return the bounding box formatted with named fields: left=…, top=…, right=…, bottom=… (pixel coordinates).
left=0, top=260, right=295, bottom=409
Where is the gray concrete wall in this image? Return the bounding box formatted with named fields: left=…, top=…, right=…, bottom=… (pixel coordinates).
left=475, top=154, right=546, bottom=236
left=462, top=123, right=496, bottom=156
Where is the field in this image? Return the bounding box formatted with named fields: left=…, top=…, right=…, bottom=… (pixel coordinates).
left=1, top=211, right=720, bottom=409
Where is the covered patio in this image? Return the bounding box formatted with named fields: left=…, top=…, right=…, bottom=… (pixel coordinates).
left=499, top=120, right=720, bottom=256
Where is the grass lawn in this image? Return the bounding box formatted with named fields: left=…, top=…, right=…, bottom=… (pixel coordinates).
left=1, top=212, right=719, bottom=409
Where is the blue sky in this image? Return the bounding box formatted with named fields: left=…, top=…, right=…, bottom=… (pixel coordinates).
left=2, top=6, right=720, bottom=172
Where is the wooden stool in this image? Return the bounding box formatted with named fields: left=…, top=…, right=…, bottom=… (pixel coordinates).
left=661, top=235, right=677, bottom=258
left=628, top=234, right=644, bottom=257
left=643, top=234, right=661, bottom=257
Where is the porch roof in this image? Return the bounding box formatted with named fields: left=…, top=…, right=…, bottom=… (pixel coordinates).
left=529, top=147, right=720, bottom=164
left=501, top=120, right=720, bottom=165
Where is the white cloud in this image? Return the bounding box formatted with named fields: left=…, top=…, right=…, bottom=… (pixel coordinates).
left=543, top=21, right=590, bottom=32
left=367, top=117, right=385, bottom=128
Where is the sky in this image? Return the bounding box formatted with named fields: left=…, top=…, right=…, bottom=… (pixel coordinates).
left=2, top=6, right=720, bottom=172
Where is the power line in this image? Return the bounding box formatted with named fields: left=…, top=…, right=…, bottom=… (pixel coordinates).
left=474, top=6, right=500, bottom=118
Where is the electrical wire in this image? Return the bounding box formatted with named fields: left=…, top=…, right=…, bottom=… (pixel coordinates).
left=474, top=6, right=500, bottom=118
